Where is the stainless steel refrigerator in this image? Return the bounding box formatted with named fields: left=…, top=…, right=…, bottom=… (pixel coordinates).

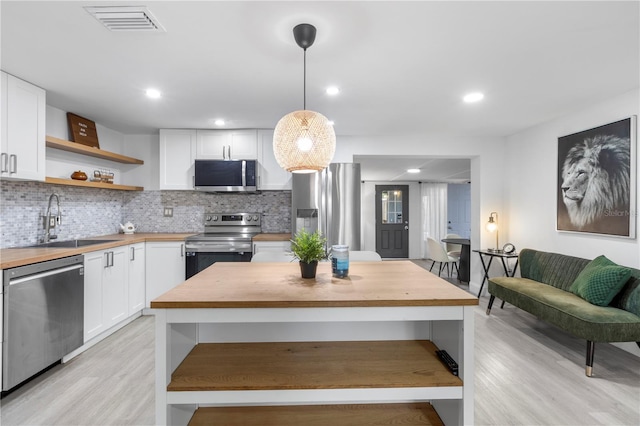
left=292, top=163, right=361, bottom=251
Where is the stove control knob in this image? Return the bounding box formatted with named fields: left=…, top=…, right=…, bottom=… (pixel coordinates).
left=253, top=215, right=259, bottom=221
left=246, top=216, right=252, bottom=222
left=212, top=215, right=218, bottom=221
left=206, top=215, right=212, bottom=222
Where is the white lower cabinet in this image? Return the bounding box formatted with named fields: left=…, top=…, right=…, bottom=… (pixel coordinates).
left=253, top=240, right=291, bottom=254
left=127, top=243, right=146, bottom=315
left=83, top=246, right=128, bottom=342
left=145, top=242, right=185, bottom=307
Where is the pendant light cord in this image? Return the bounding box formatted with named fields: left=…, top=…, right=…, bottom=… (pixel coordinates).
left=303, top=48, right=307, bottom=110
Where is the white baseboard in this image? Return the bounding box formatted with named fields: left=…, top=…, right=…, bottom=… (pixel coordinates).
left=62, top=311, right=142, bottom=363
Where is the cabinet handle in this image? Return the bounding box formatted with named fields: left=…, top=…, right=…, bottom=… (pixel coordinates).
left=130, top=246, right=135, bottom=261
left=180, top=243, right=184, bottom=257
left=1, top=153, right=7, bottom=173
left=227, top=145, right=231, bottom=159
left=104, top=252, right=110, bottom=268
left=106, top=251, right=114, bottom=267
left=9, top=154, right=17, bottom=174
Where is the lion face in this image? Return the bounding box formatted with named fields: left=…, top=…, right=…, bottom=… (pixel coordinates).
left=561, top=156, right=592, bottom=205
left=560, top=135, right=630, bottom=230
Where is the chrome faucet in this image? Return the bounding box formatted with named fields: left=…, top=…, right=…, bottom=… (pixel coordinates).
left=43, top=193, right=61, bottom=243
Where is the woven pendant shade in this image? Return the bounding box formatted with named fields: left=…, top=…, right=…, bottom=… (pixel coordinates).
left=273, top=109, right=336, bottom=173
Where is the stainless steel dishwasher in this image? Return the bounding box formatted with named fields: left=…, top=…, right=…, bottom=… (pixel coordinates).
left=2, top=254, right=84, bottom=391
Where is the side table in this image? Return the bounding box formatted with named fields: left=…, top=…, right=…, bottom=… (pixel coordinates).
left=473, top=249, right=519, bottom=298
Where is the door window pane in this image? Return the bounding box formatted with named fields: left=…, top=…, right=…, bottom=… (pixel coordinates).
left=381, top=190, right=403, bottom=224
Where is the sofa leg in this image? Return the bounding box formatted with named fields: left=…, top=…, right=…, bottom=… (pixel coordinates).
left=586, top=341, right=595, bottom=377
left=486, top=295, right=495, bottom=315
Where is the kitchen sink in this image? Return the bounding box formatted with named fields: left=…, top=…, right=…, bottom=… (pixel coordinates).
left=24, top=239, right=119, bottom=248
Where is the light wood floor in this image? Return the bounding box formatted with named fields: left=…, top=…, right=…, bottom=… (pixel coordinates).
left=1, top=263, right=639, bottom=425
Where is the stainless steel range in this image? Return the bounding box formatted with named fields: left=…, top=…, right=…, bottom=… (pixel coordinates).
left=185, top=212, right=261, bottom=278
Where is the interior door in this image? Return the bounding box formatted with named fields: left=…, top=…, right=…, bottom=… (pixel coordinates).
left=447, top=183, right=471, bottom=238
left=375, top=185, right=409, bottom=258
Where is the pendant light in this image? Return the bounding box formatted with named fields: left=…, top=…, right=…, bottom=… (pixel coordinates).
left=273, top=23, right=336, bottom=173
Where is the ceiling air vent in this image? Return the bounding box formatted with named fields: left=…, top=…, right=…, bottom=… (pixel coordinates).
left=84, top=6, right=165, bottom=32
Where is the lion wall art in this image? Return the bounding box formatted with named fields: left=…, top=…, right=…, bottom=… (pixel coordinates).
left=557, top=117, right=636, bottom=237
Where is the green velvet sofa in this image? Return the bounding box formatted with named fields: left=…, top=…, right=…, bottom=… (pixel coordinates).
left=486, top=248, right=640, bottom=377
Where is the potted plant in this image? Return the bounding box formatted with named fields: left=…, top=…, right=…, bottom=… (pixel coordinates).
left=290, top=229, right=327, bottom=278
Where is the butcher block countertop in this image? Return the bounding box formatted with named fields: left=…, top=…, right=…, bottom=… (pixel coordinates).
left=251, top=233, right=291, bottom=242
left=0, top=233, right=195, bottom=269
left=151, top=260, right=479, bottom=309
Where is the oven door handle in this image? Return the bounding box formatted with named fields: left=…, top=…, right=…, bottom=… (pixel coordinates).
left=185, top=243, right=252, bottom=253
left=241, top=160, right=246, bottom=187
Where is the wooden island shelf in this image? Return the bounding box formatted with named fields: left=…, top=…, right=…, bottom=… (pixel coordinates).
left=189, top=403, right=445, bottom=425
left=153, top=261, right=477, bottom=425
left=169, top=340, right=461, bottom=392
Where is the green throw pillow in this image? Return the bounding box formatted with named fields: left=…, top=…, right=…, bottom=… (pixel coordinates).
left=570, top=255, right=632, bottom=306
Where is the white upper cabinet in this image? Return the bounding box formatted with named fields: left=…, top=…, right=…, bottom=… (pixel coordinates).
left=159, top=129, right=196, bottom=190
left=196, top=129, right=258, bottom=160
left=0, top=72, right=46, bottom=181
left=257, top=129, right=292, bottom=190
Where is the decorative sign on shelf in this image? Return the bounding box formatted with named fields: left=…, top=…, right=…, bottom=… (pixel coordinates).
left=67, top=112, right=100, bottom=148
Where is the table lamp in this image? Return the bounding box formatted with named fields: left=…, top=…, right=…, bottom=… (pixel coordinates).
left=486, top=212, right=502, bottom=253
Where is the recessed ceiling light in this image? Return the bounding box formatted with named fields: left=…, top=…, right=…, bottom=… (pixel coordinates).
left=463, top=92, right=484, bottom=103
left=214, top=119, right=225, bottom=126
left=326, top=86, right=340, bottom=96
left=407, top=168, right=420, bottom=173
left=146, top=88, right=161, bottom=99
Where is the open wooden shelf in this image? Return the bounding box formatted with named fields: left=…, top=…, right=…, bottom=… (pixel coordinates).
left=46, top=135, right=144, bottom=164
left=189, top=403, right=444, bottom=426
left=45, top=177, right=143, bottom=191
left=169, top=340, right=461, bottom=392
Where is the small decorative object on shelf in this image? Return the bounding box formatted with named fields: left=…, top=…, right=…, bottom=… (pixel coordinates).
left=290, top=229, right=327, bottom=278
left=70, top=170, right=88, bottom=181
left=67, top=112, right=100, bottom=148
left=91, top=169, right=114, bottom=184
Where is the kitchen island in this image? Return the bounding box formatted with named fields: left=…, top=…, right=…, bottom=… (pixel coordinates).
left=152, top=261, right=478, bottom=425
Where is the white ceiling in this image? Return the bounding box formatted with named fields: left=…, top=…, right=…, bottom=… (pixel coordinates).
left=1, top=1, right=638, bottom=182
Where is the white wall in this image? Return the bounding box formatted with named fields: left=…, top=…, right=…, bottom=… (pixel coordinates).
left=361, top=181, right=421, bottom=258
left=505, top=89, right=639, bottom=267
left=504, top=89, right=640, bottom=357
left=122, top=134, right=159, bottom=190
left=45, top=105, right=158, bottom=188
left=336, top=133, right=505, bottom=292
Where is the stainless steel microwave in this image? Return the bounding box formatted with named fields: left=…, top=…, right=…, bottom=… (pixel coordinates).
left=194, top=159, right=258, bottom=192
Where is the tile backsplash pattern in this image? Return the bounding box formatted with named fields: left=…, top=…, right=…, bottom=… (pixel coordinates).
left=1, top=180, right=124, bottom=248
left=122, top=190, right=291, bottom=234
left=1, top=180, right=291, bottom=249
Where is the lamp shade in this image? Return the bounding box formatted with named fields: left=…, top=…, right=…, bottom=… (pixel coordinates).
left=273, top=109, right=336, bottom=173
left=486, top=219, right=498, bottom=233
